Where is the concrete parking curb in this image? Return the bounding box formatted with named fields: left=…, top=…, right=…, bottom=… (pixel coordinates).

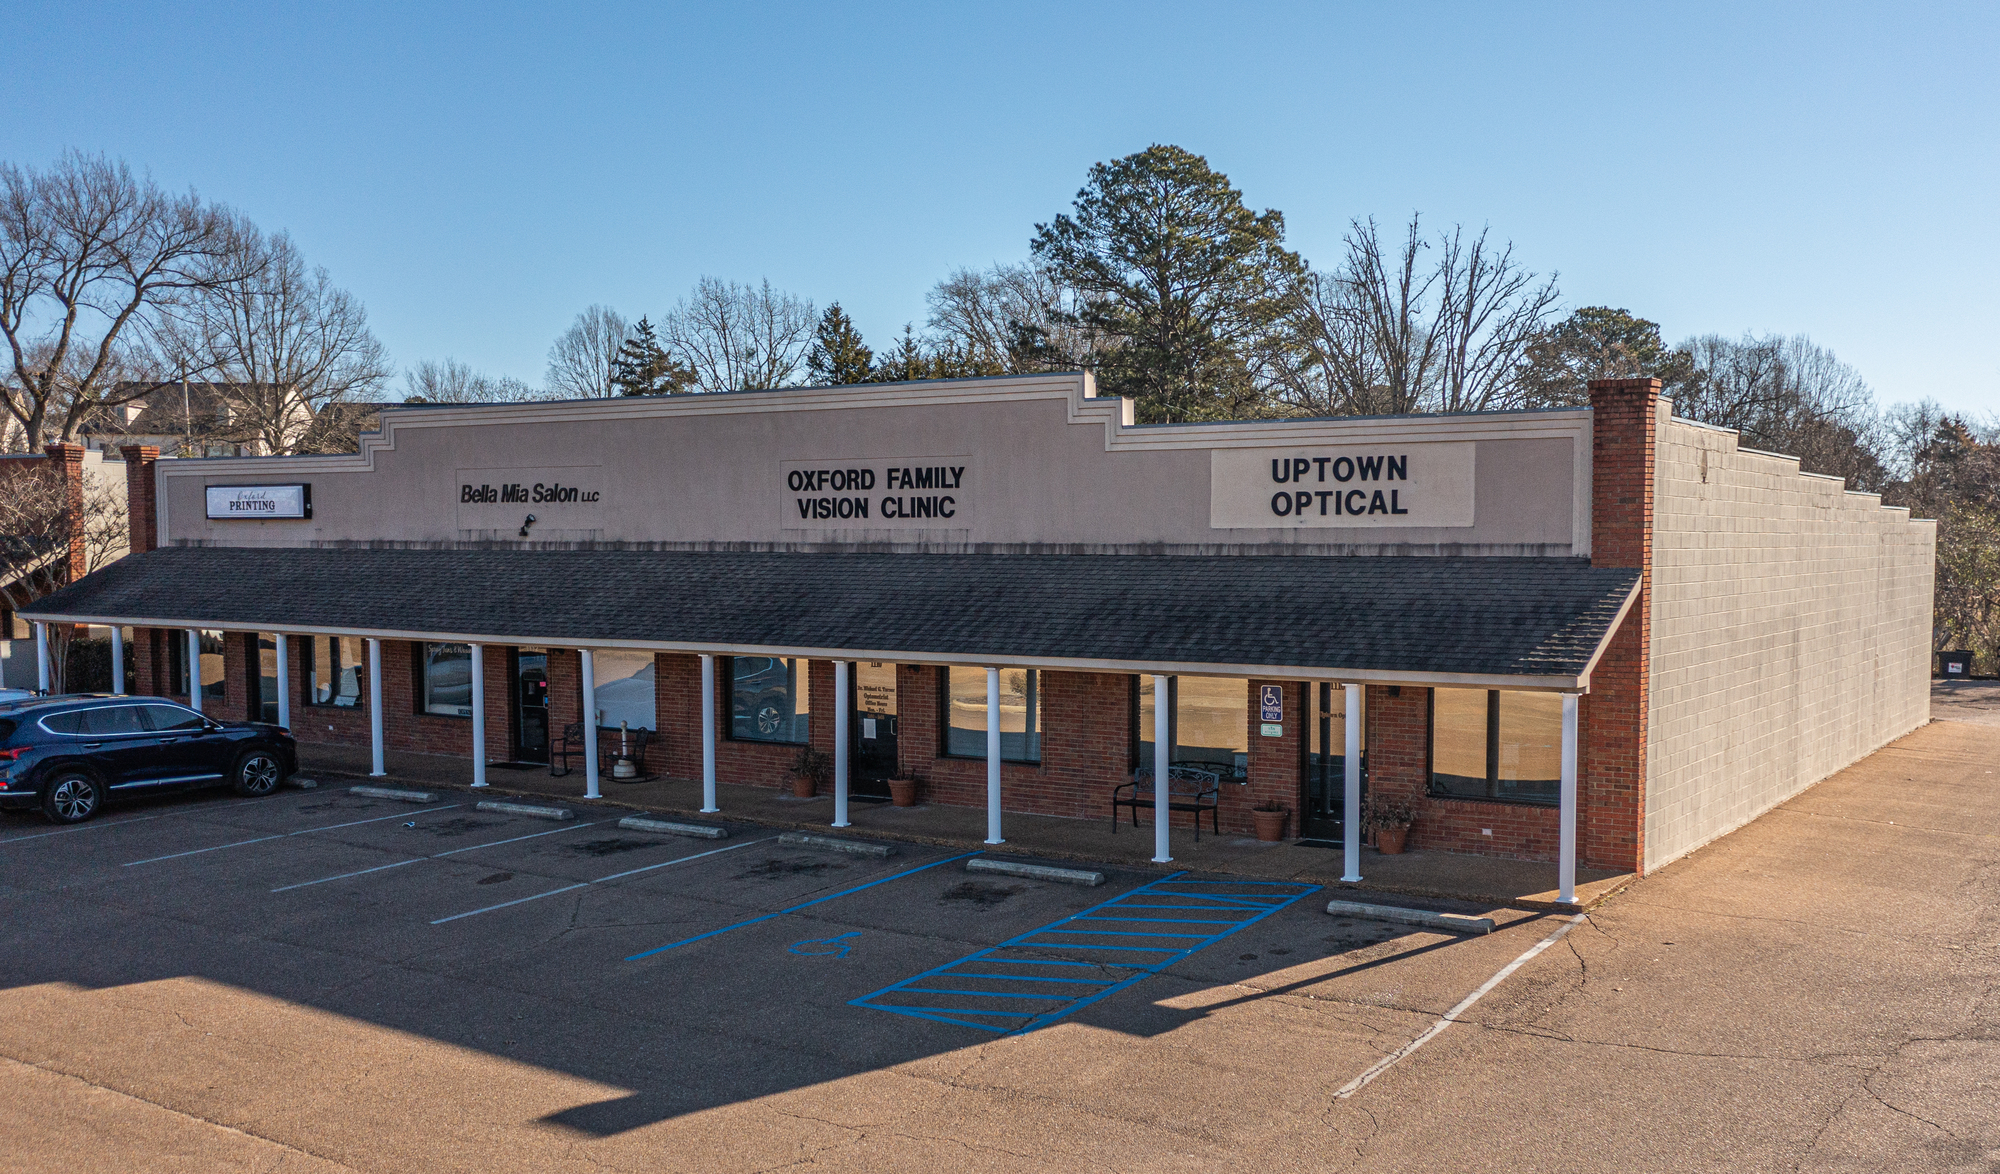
left=1326, top=899, right=1495, bottom=935
left=619, top=816, right=728, bottom=839
left=967, top=858, right=1105, bottom=886
left=348, top=785, right=437, bottom=803
left=778, top=832, right=893, bottom=857
left=476, top=800, right=575, bottom=821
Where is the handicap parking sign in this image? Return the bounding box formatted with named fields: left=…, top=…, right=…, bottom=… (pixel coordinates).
left=1259, top=684, right=1283, bottom=722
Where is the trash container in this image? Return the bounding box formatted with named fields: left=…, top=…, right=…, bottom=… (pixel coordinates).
left=1939, top=650, right=1975, bottom=678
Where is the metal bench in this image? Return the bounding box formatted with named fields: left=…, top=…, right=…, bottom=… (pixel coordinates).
left=1111, top=766, right=1222, bottom=841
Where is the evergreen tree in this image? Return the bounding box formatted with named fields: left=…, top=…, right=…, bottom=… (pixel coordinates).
left=806, top=303, right=875, bottom=386
left=870, top=324, right=930, bottom=383
left=1031, top=144, right=1303, bottom=423
left=609, top=317, right=690, bottom=396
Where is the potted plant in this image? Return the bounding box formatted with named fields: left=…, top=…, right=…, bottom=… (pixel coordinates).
left=1365, top=798, right=1417, bottom=855
left=789, top=747, right=832, bottom=798
left=1250, top=801, right=1289, bottom=843
left=887, top=773, right=920, bottom=807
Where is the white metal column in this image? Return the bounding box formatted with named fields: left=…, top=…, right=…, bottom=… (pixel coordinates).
left=469, top=643, right=487, bottom=788
left=833, top=660, right=852, bottom=827
left=700, top=654, right=719, bottom=812
left=273, top=634, right=289, bottom=728
left=33, top=622, right=49, bottom=694
left=110, top=626, right=125, bottom=695
left=187, top=629, right=202, bottom=713
left=580, top=649, right=600, bottom=799
left=985, top=666, right=1004, bottom=845
left=366, top=638, right=384, bottom=775
left=1342, top=682, right=1363, bottom=883
left=1558, top=692, right=1580, bottom=906
left=1152, top=673, right=1171, bottom=864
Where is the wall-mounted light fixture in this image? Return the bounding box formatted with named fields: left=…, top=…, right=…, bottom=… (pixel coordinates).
left=519, top=513, right=537, bottom=538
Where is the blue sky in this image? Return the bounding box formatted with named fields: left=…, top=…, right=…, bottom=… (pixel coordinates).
left=10, top=2, right=1997, bottom=415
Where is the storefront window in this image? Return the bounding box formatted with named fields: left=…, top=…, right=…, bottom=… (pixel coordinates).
left=730, top=656, right=810, bottom=743
left=592, top=650, right=655, bottom=730
left=942, top=667, right=1040, bottom=762
left=421, top=642, right=473, bottom=717
left=1429, top=688, right=1561, bottom=805
left=307, top=637, right=364, bottom=707
left=169, top=630, right=227, bottom=705
left=256, top=635, right=280, bottom=724
left=1131, top=676, right=1249, bottom=781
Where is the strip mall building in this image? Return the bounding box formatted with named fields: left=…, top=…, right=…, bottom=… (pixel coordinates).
left=24, top=373, right=1934, bottom=899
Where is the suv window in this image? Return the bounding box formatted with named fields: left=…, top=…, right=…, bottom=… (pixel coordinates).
left=137, top=704, right=208, bottom=733
left=82, top=706, right=149, bottom=736
left=0, top=719, right=15, bottom=742
left=39, top=711, right=88, bottom=735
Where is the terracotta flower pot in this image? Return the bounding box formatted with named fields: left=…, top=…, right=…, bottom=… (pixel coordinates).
left=888, top=777, right=919, bottom=807
left=1376, top=826, right=1409, bottom=855
left=1252, top=808, right=1288, bottom=842
left=791, top=773, right=817, bottom=799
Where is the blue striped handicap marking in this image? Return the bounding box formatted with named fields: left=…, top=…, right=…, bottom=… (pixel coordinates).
left=847, top=874, right=1321, bottom=1035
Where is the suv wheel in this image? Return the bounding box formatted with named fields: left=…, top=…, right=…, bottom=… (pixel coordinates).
left=43, top=771, right=106, bottom=824
left=233, top=751, right=284, bottom=797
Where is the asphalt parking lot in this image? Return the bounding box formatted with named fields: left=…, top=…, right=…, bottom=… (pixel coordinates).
left=4, top=718, right=1998, bottom=1173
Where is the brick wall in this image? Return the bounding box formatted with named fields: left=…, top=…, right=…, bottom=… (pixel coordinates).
left=120, top=446, right=159, bottom=555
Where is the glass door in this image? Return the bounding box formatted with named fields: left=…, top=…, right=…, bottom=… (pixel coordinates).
left=850, top=662, right=898, bottom=797
left=511, top=650, right=550, bottom=764
left=1302, top=683, right=1365, bottom=842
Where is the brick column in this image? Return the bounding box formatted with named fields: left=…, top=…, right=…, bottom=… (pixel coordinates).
left=43, top=443, right=86, bottom=583
left=120, top=445, right=160, bottom=554
left=1583, top=377, right=1660, bottom=874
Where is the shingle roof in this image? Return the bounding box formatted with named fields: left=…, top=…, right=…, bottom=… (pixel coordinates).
left=22, top=546, right=1640, bottom=686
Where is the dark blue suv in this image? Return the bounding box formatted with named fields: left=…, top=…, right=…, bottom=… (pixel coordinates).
left=0, top=694, right=297, bottom=824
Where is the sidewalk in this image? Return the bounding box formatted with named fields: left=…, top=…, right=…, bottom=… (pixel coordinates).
left=295, top=742, right=1630, bottom=912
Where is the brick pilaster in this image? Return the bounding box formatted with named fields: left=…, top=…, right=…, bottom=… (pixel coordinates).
left=1583, top=377, right=1660, bottom=874
left=120, top=445, right=160, bottom=555
left=43, top=443, right=86, bottom=583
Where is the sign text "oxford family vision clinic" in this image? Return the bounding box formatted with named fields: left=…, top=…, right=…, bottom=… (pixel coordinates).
left=1208, top=443, right=1476, bottom=529
left=780, top=457, right=973, bottom=528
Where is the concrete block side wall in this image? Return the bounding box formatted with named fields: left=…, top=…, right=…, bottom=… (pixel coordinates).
left=1644, top=417, right=1936, bottom=870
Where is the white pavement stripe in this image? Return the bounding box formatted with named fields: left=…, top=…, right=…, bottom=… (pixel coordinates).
left=0, top=814, right=165, bottom=845
left=270, top=820, right=605, bottom=892
left=122, top=805, right=463, bottom=867
left=1333, top=912, right=1588, bottom=1100
left=429, top=838, right=770, bottom=925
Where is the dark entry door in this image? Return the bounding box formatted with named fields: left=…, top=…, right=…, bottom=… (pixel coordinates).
left=512, top=650, right=550, bottom=764
left=1301, top=682, right=1365, bottom=842
left=850, top=662, right=897, bottom=798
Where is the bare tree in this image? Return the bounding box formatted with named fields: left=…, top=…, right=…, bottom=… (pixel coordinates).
left=544, top=304, right=629, bottom=398
left=1673, top=333, right=1885, bottom=490
left=925, top=263, right=1113, bottom=374
left=401, top=358, right=535, bottom=404
left=1273, top=216, right=1559, bottom=417
left=0, top=152, right=254, bottom=448
left=156, top=229, right=389, bottom=454
left=0, top=463, right=126, bottom=690
left=659, top=277, right=815, bottom=392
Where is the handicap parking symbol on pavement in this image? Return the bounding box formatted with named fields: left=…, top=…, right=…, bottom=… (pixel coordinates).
left=788, top=931, right=861, bottom=959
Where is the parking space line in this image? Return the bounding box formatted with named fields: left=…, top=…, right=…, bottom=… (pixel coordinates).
left=430, top=838, right=773, bottom=925
left=270, top=819, right=610, bottom=892
left=1332, top=912, right=1587, bottom=1099
left=0, top=813, right=167, bottom=846
left=122, top=805, right=463, bottom=867
left=624, top=849, right=984, bottom=961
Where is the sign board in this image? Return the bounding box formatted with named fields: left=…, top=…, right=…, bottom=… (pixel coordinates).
left=1209, top=442, right=1476, bottom=529
left=205, top=484, right=310, bottom=520
left=1260, top=722, right=1283, bottom=738
left=1259, top=684, right=1284, bottom=723
left=455, top=466, right=604, bottom=531
left=780, top=456, right=972, bottom=529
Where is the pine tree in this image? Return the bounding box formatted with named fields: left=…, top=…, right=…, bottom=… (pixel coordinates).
left=806, top=304, right=875, bottom=386
left=609, top=317, right=691, bottom=396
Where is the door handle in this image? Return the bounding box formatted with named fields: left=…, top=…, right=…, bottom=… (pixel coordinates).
left=83, top=742, right=102, bottom=749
